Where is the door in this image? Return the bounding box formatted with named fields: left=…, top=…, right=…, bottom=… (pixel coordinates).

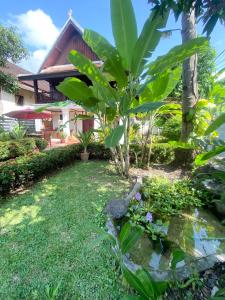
left=82, top=118, right=94, bottom=132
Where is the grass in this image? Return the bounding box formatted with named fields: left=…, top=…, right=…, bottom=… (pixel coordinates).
left=0, top=161, right=129, bottom=299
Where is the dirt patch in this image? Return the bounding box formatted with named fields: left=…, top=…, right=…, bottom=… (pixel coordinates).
left=130, top=165, right=189, bottom=181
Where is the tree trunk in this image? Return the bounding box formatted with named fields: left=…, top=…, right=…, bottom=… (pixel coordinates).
left=124, top=116, right=131, bottom=177
left=174, top=8, right=198, bottom=167
left=117, top=144, right=125, bottom=174
left=181, top=9, right=198, bottom=142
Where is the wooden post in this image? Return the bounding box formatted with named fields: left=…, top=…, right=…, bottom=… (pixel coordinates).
left=34, top=80, right=39, bottom=103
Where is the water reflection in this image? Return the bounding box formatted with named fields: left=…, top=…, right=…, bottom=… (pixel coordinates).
left=129, top=208, right=225, bottom=271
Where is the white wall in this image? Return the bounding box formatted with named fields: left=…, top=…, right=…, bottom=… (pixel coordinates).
left=0, top=89, right=17, bottom=114
left=0, top=88, right=36, bottom=115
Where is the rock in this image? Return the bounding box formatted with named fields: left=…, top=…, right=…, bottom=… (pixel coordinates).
left=105, top=199, right=129, bottom=219
left=211, top=286, right=219, bottom=297
left=105, top=178, right=142, bottom=219
left=215, top=200, right=225, bottom=216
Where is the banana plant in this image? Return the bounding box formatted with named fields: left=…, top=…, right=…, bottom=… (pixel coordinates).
left=58, top=0, right=209, bottom=177
left=194, top=75, right=225, bottom=167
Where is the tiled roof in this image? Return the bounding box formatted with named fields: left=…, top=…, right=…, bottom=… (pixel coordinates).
left=0, top=62, right=49, bottom=92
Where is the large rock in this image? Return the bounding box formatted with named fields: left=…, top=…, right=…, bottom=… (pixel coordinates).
left=105, top=199, right=129, bottom=219
left=105, top=178, right=142, bottom=219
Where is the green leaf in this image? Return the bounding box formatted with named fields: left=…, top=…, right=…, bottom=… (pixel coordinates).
left=110, top=0, right=137, bottom=70
left=119, top=222, right=143, bottom=254
left=195, top=146, right=225, bottom=166
left=57, top=78, right=99, bottom=107
left=105, top=125, right=125, bottom=148
left=203, top=14, right=219, bottom=37
left=171, top=249, right=186, bottom=270
left=69, top=50, right=107, bottom=85
left=119, top=95, right=130, bottom=116
left=106, top=107, right=117, bottom=122
left=122, top=266, right=154, bottom=299
left=205, top=113, right=225, bottom=135
left=140, top=66, right=182, bottom=103
left=148, top=37, right=209, bottom=76
left=68, top=50, right=116, bottom=101
left=83, top=29, right=127, bottom=88
left=131, top=10, right=169, bottom=77
left=153, top=281, right=168, bottom=297
left=129, top=102, right=164, bottom=114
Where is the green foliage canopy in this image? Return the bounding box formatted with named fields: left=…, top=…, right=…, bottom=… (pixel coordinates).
left=0, top=24, right=27, bottom=94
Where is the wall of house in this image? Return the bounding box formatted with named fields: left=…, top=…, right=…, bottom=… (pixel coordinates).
left=21, top=88, right=36, bottom=106
left=0, top=89, right=17, bottom=114
left=0, top=88, right=36, bottom=115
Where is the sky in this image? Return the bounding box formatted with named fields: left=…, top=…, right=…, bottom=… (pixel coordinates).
left=1, top=0, right=225, bottom=73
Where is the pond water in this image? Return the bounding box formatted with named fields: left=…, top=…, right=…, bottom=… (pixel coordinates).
left=126, top=208, right=225, bottom=279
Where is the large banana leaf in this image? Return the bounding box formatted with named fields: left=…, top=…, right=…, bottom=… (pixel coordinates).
left=195, top=146, right=225, bottom=166
left=129, top=102, right=165, bottom=114
left=110, top=0, right=137, bottom=70
left=140, top=66, right=182, bottom=103
left=90, top=83, right=117, bottom=106
left=105, top=125, right=125, bottom=148
left=148, top=37, right=209, bottom=76
left=131, top=10, right=169, bottom=77
left=57, top=78, right=99, bottom=107
left=83, top=29, right=127, bottom=88
left=205, top=113, right=225, bottom=135
left=68, top=50, right=117, bottom=101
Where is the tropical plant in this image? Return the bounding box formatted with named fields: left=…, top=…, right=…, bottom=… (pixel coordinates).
left=170, top=44, right=216, bottom=100
left=77, top=130, right=93, bottom=153
left=9, top=124, right=26, bottom=139
left=194, top=78, right=225, bottom=167
left=122, top=265, right=167, bottom=300
left=58, top=0, right=208, bottom=176
left=148, top=0, right=225, bottom=165
left=161, top=115, right=182, bottom=141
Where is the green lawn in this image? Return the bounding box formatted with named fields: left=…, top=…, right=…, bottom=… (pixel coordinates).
left=0, top=161, right=129, bottom=299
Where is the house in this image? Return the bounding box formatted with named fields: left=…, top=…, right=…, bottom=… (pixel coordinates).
left=0, top=62, right=49, bottom=131
left=18, top=12, right=100, bottom=137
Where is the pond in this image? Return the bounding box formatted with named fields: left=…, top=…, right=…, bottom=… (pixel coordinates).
left=122, top=208, right=225, bottom=280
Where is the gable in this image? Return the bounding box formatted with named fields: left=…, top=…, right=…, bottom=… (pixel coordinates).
left=40, top=19, right=98, bottom=71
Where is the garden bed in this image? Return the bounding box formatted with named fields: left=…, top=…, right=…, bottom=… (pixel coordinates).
left=106, top=175, right=225, bottom=299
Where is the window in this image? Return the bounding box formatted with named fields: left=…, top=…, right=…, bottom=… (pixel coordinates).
left=16, top=95, right=24, bottom=106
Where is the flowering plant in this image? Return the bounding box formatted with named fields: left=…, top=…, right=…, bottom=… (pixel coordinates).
left=126, top=203, right=167, bottom=241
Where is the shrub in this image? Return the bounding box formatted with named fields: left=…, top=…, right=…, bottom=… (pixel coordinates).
left=0, top=138, right=37, bottom=162
left=142, top=177, right=205, bottom=217
left=10, top=125, right=27, bottom=139
left=161, top=115, right=182, bottom=141
left=0, top=144, right=81, bottom=196
left=130, top=143, right=174, bottom=165
left=35, top=138, right=48, bottom=151
left=0, top=143, right=110, bottom=196
left=88, top=143, right=111, bottom=160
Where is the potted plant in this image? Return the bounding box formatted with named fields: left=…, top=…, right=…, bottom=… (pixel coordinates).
left=78, top=130, right=93, bottom=161
left=60, top=132, right=67, bottom=143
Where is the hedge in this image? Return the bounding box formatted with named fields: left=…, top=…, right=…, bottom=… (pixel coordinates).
left=0, top=141, right=173, bottom=197
left=34, top=138, right=48, bottom=151
left=0, top=143, right=110, bottom=196
left=0, top=138, right=37, bottom=162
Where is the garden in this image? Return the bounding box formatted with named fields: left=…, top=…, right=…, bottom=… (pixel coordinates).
left=1, top=0, right=225, bottom=299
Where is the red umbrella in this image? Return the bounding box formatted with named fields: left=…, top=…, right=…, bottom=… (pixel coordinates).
left=4, top=108, right=52, bottom=120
